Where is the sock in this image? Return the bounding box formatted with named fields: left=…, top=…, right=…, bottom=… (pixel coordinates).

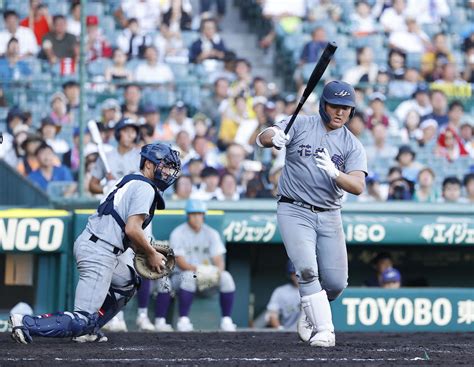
left=178, top=289, right=195, bottom=317
left=155, top=292, right=172, bottom=318
left=138, top=307, right=148, bottom=317
left=220, top=291, right=235, bottom=317
left=137, top=279, right=151, bottom=308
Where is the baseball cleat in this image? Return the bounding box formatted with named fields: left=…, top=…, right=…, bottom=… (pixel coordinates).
left=220, top=316, right=237, bottom=332
left=155, top=318, right=173, bottom=332
left=176, top=316, right=194, bottom=332
left=102, top=316, right=128, bottom=332
left=309, top=330, right=336, bottom=347
left=9, top=314, right=32, bottom=344
left=297, top=312, right=313, bottom=342
left=136, top=314, right=155, bottom=332
left=72, top=331, right=108, bottom=343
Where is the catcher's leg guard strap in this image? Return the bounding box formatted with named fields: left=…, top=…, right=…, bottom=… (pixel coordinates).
left=301, top=290, right=334, bottom=333
left=22, top=311, right=99, bottom=338
left=98, top=266, right=140, bottom=328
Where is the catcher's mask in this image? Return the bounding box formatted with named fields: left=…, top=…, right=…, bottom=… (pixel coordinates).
left=140, top=143, right=181, bottom=191
left=319, top=81, right=356, bottom=124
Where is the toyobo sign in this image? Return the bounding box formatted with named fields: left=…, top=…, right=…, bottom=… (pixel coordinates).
left=0, top=213, right=69, bottom=253
left=332, top=288, right=474, bottom=331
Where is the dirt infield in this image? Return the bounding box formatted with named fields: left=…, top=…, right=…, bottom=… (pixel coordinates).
left=1, top=331, right=473, bottom=366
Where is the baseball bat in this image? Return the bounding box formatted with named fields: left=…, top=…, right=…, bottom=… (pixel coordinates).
left=283, top=41, right=338, bottom=135
left=87, top=119, right=112, bottom=174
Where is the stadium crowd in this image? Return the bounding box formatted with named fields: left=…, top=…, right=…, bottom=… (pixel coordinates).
left=0, top=0, right=473, bottom=204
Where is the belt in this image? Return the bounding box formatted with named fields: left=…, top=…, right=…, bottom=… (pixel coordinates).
left=89, top=234, right=121, bottom=255
left=278, top=196, right=329, bottom=213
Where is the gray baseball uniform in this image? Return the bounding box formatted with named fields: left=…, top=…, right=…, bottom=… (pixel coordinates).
left=75, top=175, right=155, bottom=314
left=266, top=283, right=301, bottom=330
left=92, top=147, right=141, bottom=181
left=274, top=115, right=367, bottom=299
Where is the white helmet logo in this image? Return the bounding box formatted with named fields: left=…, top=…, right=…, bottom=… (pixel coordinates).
left=334, top=90, right=351, bottom=97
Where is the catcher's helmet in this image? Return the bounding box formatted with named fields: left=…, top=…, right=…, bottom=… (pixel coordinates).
left=185, top=199, right=207, bottom=214
left=140, top=143, right=181, bottom=191
left=114, top=117, right=140, bottom=143
left=319, top=81, right=356, bottom=124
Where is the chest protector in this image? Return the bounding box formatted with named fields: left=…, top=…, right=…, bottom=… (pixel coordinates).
left=97, top=174, right=165, bottom=249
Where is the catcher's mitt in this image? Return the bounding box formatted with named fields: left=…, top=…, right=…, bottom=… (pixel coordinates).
left=134, top=240, right=175, bottom=279
left=195, top=264, right=220, bottom=291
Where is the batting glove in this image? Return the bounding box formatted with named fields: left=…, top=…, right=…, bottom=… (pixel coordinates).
left=271, top=127, right=290, bottom=148
left=315, top=148, right=340, bottom=179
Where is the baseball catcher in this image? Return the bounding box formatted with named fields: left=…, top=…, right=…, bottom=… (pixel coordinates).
left=9, top=143, right=181, bottom=344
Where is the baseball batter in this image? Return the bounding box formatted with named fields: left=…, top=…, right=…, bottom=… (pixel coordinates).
left=9, top=143, right=181, bottom=344
left=256, top=81, right=367, bottom=347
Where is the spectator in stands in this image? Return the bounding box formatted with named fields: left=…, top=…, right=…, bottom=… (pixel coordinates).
left=67, top=0, right=81, bottom=37
left=172, top=174, right=193, bottom=200
left=167, top=101, right=195, bottom=138
left=307, top=0, right=342, bottom=24
left=389, top=17, right=430, bottom=53
left=0, top=87, right=8, bottom=107
left=0, top=10, right=38, bottom=57
left=388, top=67, right=420, bottom=98
left=38, top=117, right=69, bottom=155
left=105, top=48, right=133, bottom=83
left=252, top=77, right=269, bottom=99
left=350, top=0, right=377, bottom=37
left=200, top=0, right=226, bottom=21
left=20, top=0, right=51, bottom=45
left=400, top=110, right=421, bottom=143
left=175, top=130, right=194, bottom=166
left=423, top=89, right=448, bottom=127
left=40, top=15, right=76, bottom=64
left=219, top=143, right=246, bottom=185
left=189, top=18, right=227, bottom=63
left=27, top=143, right=75, bottom=194
left=140, top=105, right=165, bottom=141
left=117, top=18, right=153, bottom=60
left=186, top=157, right=204, bottom=188
left=434, top=62, right=467, bottom=90
left=413, top=167, right=438, bottom=202
left=300, top=27, right=327, bottom=65
left=138, top=123, right=154, bottom=146
left=358, top=172, right=385, bottom=202
left=134, top=46, right=174, bottom=84
left=420, top=32, right=455, bottom=82
left=115, top=0, right=162, bottom=33
left=440, top=176, right=463, bottom=203
left=162, top=0, right=193, bottom=31
left=406, top=0, right=450, bottom=25
left=388, top=175, right=414, bottom=201
left=62, top=80, right=80, bottom=113
left=62, top=127, right=95, bottom=175
left=365, top=124, right=397, bottom=164
left=218, top=95, right=258, bottom=152
left=445, top=100, right=465, bottom=134
left=154, top=23, right=188, bottom=63
left=85, top=16, right=113, bottom=62
left=201, top=77, right=229, bottom=133
left=0, top=38, right=32, bottom=81
left=387, top=48, right=406, bottom=80
left=216, top=173, right=239, bottom=201
left=342, top=46, right=379, bottom=86
left=346, top=111, right=367, bottom=140
left=1, top=123, right=29, bottom=168
left=265, top=260, right=300, bottom=331
left=373, top=67, right=390, bottom=95
left=379, top=0, right=407, bottom=33
left=417, top=118, right=438, bottom=148
left=364, top=252, right=395, bottom=287
left=365, top=92, right=392, bottom=131
left=395, top=144, right=423, bottom=182
left=463, top=46, right=474, bottom=83
left=16, top=133, right=43, bottom=176
left=463, top=173, right=474, bottom=204
left=229, top=58, right=253, bottom=98
left=192, top=135, right=220, bottom=168
left=435, top=127, right=469, bottom=162
left=121, top=83, right=144, bottom=119
left=49, top=92, right=71, bottom=126
left=459, top=122, right=474, bottom=157
left=192, top=113, right=211, bottom=138
left=395, top=83, right=432, bottom=123
left=0, top=107, right=26, bottom=163
left=380, top=268, right=402, bottom=289
left=98, top=98, right=121, bottom=136
left=191, top=166, right=220, bottom=200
